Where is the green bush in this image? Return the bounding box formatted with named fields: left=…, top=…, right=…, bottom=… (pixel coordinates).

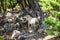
left=0, top=0, right=17, bottom=13
left=39, top=0, right=60, bottom=37
left=0, top=36, right=4, bottom=40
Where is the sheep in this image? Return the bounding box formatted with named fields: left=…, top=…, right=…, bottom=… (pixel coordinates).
left=17, top=14, right=40, bottom=33
left=28, top=16, right=40, bottom=33
left=16, top=15, right=32, bottom=29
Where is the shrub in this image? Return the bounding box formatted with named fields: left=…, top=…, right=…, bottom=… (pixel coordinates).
left=39, top=0, right=60, bottom=37
left=0, top=36, right=4, bottom=40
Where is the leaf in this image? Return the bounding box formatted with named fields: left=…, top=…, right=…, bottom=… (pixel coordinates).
left=53, top=31, right=60, bottom=37
left=47, top=30, right=54, bottom=35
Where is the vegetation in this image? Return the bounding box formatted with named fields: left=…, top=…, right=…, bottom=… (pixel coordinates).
left=39, top=0, right=60, bottom=37
left=0, top=36, right=4, bottom=40
left=0, top=0, right=38, bottom=13
left=0, top=0, right=17, bottom=13
left=1, top=0, right=60, bottom=39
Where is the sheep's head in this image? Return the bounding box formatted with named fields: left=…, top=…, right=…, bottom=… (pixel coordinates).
left=19, top=16, right=28, bottom=23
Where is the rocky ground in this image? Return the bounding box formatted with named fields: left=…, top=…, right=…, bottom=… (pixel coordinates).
left=0, top=8, right=60, bottom=40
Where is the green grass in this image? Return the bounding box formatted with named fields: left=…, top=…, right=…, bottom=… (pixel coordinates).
left=0, top=36, right=4, bottom=40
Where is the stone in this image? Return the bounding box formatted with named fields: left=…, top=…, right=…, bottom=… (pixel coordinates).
left=43, top=35, right=55, bottom=40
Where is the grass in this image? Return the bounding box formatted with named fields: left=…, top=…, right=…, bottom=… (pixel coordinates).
left=0, top=36, right=4, bottom=40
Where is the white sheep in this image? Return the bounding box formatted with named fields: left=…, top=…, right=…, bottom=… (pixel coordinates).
left=28, top=16, right=40, bottom=33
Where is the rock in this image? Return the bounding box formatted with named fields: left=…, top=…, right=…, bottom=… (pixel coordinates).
left=18, top=37, right=26, bottom=40
left=31, top=38, right=36, bottom=40
left=38, top=38, right=43, bottom=40
left=43, top=35, right=55, bottom=40
left=4, top=23, right=14, bottom=33
left=7, top=18, right=13, bottom=23
left=28, top=29, right=33, bottom=33
left=11, top=30, right=22, bottom=39
left=5, top=12, right=12, bottom=17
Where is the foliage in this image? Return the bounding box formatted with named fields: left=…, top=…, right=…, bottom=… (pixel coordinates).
left=39, top=0, right=60, bottom=37
left=0, top=0, right=38, bottom=13
left=0, top=0, right=17, bottom=13
left=0, top=36, right=4, bottom=40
